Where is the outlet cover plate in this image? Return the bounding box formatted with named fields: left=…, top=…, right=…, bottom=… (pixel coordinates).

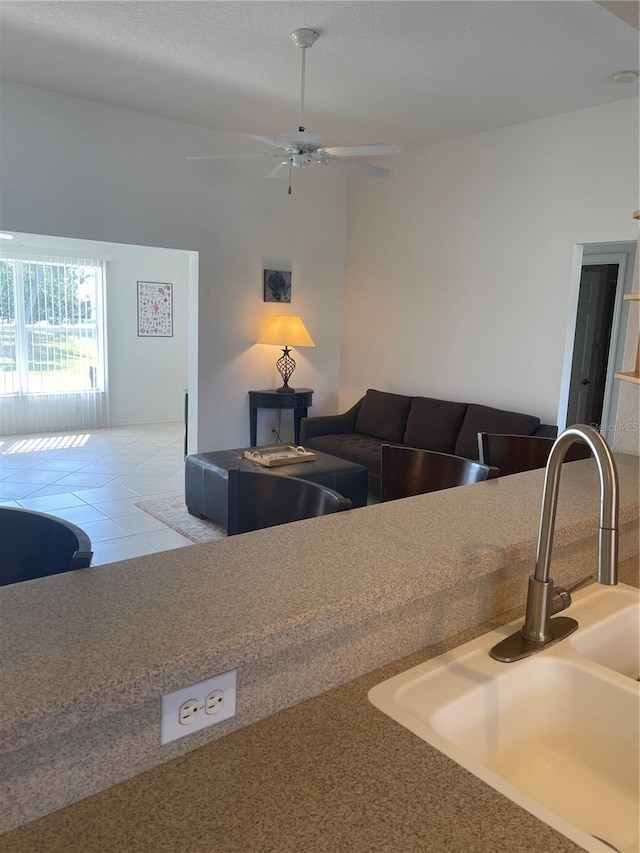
left=161, top=669, right=237, bottom=745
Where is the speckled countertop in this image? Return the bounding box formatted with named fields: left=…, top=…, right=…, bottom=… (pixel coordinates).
left=0, top=455, right=638, bottom=841
left=2, top=455, right=638, bottom=750
left=1, top=554, right=637, bottom=853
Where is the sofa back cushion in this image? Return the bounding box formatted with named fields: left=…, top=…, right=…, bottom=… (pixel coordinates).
left=403, top=397, right=468, bottom=454
left=355, top=389, right=412, bottom=443
left=455, top=404, right=541, bottom=460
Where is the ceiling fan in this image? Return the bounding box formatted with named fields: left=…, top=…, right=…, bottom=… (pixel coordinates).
left=187, top=28, right=401, bottom=193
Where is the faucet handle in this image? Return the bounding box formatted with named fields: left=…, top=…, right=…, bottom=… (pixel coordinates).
left=565, top=575, right=593, bottom=595
left=552, top=575, right=593, bottom=614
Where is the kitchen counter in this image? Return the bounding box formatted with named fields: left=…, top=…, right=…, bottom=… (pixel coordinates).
left=1, top=455, right=639, bottom=834
left=1, top=554, right=637, bottom=853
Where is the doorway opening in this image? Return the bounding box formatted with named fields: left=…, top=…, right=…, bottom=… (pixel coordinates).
left=566, top=260, right=619, bottom=426
left=561, top=242, right=636, bottom=433
left=0, top=231, right=198, bottom=446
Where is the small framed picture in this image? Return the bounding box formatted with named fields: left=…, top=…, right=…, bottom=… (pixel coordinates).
left=263, top=270, right=291, bottom=303
left=137, top=281, right=173, bottom=337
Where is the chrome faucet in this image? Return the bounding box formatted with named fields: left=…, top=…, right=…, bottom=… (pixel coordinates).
left=490, top=424, right=619, bottom=663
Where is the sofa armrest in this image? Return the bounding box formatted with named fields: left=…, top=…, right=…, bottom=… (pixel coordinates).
left=534, top=423, right=558, bottom=438
left=300, top=398, right=364, bottom=444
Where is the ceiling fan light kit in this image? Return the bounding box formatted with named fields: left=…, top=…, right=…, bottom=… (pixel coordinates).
left=187, top=28, right=401, bottom=193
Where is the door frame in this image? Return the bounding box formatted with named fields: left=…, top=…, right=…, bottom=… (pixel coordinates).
left=558, top=244, right=633, bottom=433
left=580, top=253, right=626, bottom=430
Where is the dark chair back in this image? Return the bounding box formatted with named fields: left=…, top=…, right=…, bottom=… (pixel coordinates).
left=227, top=468, right=352, bottom=536
left=380, top=444, right=498, bottom=502
left=477, top=432, right=592, bottom=477
left=0, top=507, right=93, bottom=587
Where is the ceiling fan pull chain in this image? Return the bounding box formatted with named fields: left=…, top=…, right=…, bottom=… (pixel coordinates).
left=288, top=159, right=293, bottom=195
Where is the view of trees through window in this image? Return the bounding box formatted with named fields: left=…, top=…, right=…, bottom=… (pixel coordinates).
left=0, top=257, right=104, bottom=395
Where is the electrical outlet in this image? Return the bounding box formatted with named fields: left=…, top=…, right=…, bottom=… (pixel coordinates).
left=179, top=698, right=200, bottom=725
left=161, top=669, right=237, bottom=744
left=205, top=689, right=224, bottom=715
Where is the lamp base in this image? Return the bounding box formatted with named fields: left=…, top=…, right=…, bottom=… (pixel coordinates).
left=275, top=347, right=297, bottom=394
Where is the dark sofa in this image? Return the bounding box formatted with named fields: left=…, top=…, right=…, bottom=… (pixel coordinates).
left=300, top=389, right=557, bottom=493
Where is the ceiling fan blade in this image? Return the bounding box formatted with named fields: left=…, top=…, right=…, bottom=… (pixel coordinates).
left=322, top=144, right=401, bottom=158
left=186, top=153, right=272, bottom=160
left=321, top=157, right=391, bottom=178
left=265, top=161, right=291, bottom=179
left=239, top=133, right=280, bottom=148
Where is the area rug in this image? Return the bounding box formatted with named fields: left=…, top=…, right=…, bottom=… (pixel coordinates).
left=135, top=495, right=227, bottom=544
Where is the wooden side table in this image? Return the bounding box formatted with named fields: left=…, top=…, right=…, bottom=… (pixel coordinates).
left=249, top=388, right=313, bottom=446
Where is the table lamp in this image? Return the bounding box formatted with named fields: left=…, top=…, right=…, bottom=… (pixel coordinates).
left=257, top=315, right=315, bottom=392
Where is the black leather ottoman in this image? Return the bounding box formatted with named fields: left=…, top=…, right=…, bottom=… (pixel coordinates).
left=185, top=447, right=369, bottom=526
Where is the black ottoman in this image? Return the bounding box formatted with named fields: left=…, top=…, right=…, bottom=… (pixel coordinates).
left=185, top=447, right=369, bottom=526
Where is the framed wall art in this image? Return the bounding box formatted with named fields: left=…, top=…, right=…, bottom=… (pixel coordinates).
left=137, top=281, right=173, bottom=337
left=263, top=269, right=291, bottom=303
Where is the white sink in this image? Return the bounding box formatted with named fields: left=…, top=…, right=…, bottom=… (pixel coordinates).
left=570, top=602, right=639, bottom=680
left=369, top=583, right=640, bottom=853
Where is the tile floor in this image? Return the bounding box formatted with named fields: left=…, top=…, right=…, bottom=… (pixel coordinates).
left=0, top=421, right=193, bottom=565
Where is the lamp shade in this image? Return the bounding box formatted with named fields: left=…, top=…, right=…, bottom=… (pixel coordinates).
left=257, top=315, right=315, bottom=348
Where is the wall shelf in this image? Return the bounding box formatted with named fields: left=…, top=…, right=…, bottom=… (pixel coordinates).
left=614, top=371, right=640, bottom=384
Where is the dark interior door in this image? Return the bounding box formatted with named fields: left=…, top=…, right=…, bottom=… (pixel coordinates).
left=566, top=263, right=618, bottom=427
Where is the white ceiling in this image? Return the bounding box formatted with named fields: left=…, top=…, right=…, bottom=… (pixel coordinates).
left=0, top=1, right=638, bottom=151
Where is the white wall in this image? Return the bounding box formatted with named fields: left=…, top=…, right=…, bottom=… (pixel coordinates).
left=342, top=99, right=639, bottom=427
left=104, top=242, right=190, bottom=426
left=0, top=83, right=348, bottom=449
left=3, top=84, right=636, bottom=446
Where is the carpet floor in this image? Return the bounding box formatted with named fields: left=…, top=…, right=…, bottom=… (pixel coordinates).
left=136, top=495, right=227, bottom=544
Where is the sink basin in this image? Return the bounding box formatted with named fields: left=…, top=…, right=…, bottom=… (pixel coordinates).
left=369, top=583, right=640, bottom=853
left=570, top=602, right=639, bottom=680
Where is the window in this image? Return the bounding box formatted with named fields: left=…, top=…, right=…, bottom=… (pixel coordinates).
left=0, top=255, right=105, bottom=397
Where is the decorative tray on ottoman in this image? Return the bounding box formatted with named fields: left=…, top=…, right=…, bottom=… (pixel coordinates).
left=243, top=445, right=316, bottom=467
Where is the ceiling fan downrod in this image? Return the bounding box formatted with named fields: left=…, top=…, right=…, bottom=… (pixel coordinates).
left=290, top=29, right=319, bottom=132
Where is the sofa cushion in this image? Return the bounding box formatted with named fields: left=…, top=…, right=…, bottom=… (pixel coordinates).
left=403, top=397, right=468, bottom=454
left=354, top=389, right=412, bottom=443
left=305, top=433, right=389, bottom=474
left=455, top=404, right=541, bottom=460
